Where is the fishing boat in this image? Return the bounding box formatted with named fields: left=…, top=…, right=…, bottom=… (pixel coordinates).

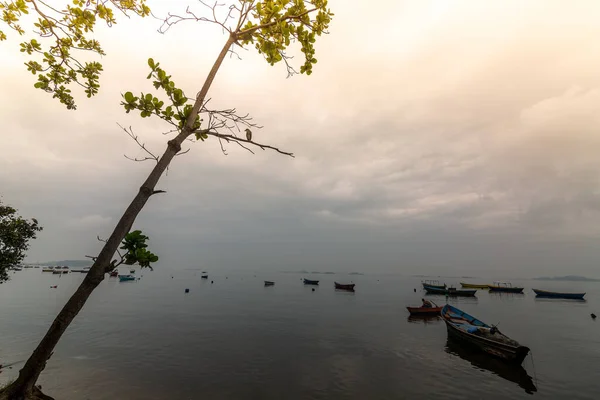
left=532, top=289, right=585, bottom=300
left=42, top=266, right=54, bottom=272
left=80, top=267, right=90, bottom=273
left=264, top=281, right=275, bottom=286
left=109, top=270, right=118, bottom=277
left=201, top=275, right=208, bottom=279
left=406, top=301, right=442, bottom=316
left=423, top=285, right=477, bottom=297
left=441, top=304, right=530, bottom=364
left=334, top=282, right=355, bottom=291
left=460, top=282, right=490, bottom=289
left=303, top=278, right=319, bottom=285
left=118, top=274, right=136, bottom=282
left=421, top=280, right=446, bottom=290
left=488, top=282, right=524, bottom=294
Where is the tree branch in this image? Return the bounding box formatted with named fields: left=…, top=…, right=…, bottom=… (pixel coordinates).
left=194, top=129, right=294, bottom=157
left=118, top=123, right=159, bottom=163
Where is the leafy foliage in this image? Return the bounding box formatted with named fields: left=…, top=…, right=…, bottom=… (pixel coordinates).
left=237, top=0, right=333, bottom=75
left=119, top=230, right=158, bottom=269
left=0, top=200, right=42, bottom=283
left=0, top=0, right=150, bottom=109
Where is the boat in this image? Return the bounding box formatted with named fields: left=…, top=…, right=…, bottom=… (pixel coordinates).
left=109, top=270, right=118, bottom=277
left=334, top=282, right=355, bottom=291
left=130, top=269, right=135, bottom=273
left=423, top=285, right=477, bottom=297
left=42, top=266, right=54, bottom=272
left=488, top=282, right=524, bottom=294
left=421, top=280, right=446, bottom=289
left=52, top=270, right=63, bottom=274
left=24, top=265, right=33, bottom=269
left=264, top=281, right=275, bottom=286
left=303, top=278, right=319, bottom=285
left=460, top=282, right=490, bottom=289
left=118, top=274, right=136, bottom=282
left=201, top=275, right=208, bottom=279
left=441, top=304, right=530, bottom=364
left=406, top=301, right=442, bottom=316
left=80, top=267, right=90, bottom=273
left=532, top=289, right=585, bottom=300
left=445, top=338, right=537, bottom=394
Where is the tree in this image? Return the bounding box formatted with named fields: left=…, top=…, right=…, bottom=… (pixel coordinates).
left=0, top=200, right=42, bottom=282
left=0, top=0, right=333, bottom=399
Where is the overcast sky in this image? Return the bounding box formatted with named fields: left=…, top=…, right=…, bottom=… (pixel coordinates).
left=1, top=0, right=600, bottom=278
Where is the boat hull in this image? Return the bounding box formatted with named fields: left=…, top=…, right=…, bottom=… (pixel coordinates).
left=533, top=289, right=585, bottom=300
left=422, top=283, right=446, bottom=289
left=264, top=281, right=275, bottom=286
left=441, top=305, right=529, bottom=365
left=303, top=279, right=319, bottom=285
left=460, top=282, right=490, bottom=289
left=334, top=282, right=355, bottom=291
left=406, top=306, right=442, bottom=315
left=118, top=275, right=136, bottom=282
left=424, top=285, right=477, bottom=297
left=489, top=286, right=524, bottom=293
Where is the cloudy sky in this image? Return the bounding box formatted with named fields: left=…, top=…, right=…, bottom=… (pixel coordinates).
left=1, top=0, right=600, bottom=278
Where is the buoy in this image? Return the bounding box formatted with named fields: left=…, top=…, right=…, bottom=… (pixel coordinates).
left=185, top=288, right=190, bottom=293
left=312, top=288, right=315, bottom=292
left=211, top=281, right=214, bottom=284
left=413, top=288, right=416, bottom=292
left=592, top=313, right=597, bottom=319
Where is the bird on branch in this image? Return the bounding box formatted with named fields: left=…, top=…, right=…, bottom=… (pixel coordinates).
left=245, top=128, right=252, bottom=141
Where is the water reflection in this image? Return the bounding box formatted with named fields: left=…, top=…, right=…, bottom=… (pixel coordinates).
left=445, top=338, right=537, bottom=395
left=406, top=315, right=442, bottom=324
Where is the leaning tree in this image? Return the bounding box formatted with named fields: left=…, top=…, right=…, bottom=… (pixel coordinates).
left=0, top=0, right=333, bottom=399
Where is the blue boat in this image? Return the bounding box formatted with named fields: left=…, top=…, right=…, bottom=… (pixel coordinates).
left=118, top=274, right=136, bottom=282
left=532, top=289, right=585, bottom=300
left=441, top=304, right=530, bottom=364
left=303, top=278, right=319, bottom=285
left=424, top=284, right=477, bottom=297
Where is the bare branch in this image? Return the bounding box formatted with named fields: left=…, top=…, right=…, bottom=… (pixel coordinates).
left=194, top=129, right=294, bottom=157
left=175, top=148, right=191, bottom=157
left=118, top=123, right=159, bottom=163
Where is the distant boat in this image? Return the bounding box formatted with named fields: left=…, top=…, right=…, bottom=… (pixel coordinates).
left=24, top=265, right=33, bottom=269
left=407, top=300, right=442, bottom=316
left=264, top=281, right=275, bottom=286
left=118, top=275, right=136, bottom=282
left=201, top=275, right=208, bottom=279
left=109, top=270, right=118, bottom=277
left=422, top=280, right=446, bottom=289
left=334, top=282, right=355, bottom=291
left=81, top=267, right=90, bottom=273
left=424, top=285, right=477, bottom=297
left=42, top=266, right=54, bottom=272
left=441, top=304, right=530, bottom=364
left=303, top=278, right=319, bottom=285
left=488, top=282, right=524, bottom=294
left=130, top=269, right=135, bottom=273
left=532, top=289, right=585, bottom=300
left=460, top=282, right=490, bottom=289
left=13, top=267, right=23, bottom=271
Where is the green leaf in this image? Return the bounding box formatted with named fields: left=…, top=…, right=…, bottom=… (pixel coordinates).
left=124, top=91, right=134, bottom=103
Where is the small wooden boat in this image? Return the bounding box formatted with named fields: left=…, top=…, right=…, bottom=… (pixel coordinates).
left=129, top=269, right=135, bottom=273
left=42, top=267, right=54, bottom=272
left=421, top=280, right=446, bottom=290
left=441, top=304, right=530, bottom=364
left=532, top=289, right=585, bottom=300
left=488, top=282, right=524, bottom=294
left=264, top=281, right=275, bottom=286
left=460, top=282, right=490, bottom=289
left=334, top=282, right=355, bottom=291
left=201, top=275, right=208, bottom=279
left=424, top=285, right=477, bottom=297
left=109, top=270, right=118, bottom=277
left=407, top=302, right=442, bottom=316
left=52, top=270, right=62, bottom=274
left=80, top=267, right=90, bottom=273
left=303, top=278, right=319, bottom=285
left=118, top=274, right=136, bottom=282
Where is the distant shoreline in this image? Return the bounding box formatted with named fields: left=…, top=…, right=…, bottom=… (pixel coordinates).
left=532, top=275, right=600, bottom=282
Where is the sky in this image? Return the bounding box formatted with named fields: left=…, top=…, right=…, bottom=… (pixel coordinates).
left=1, top=0, right=600, bottom=278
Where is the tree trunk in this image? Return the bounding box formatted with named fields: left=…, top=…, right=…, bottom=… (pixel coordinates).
left=0, top=34, right=235, bottom=400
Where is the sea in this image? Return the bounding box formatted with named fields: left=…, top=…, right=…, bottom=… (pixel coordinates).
left=0, top=268, right=599, bottom=399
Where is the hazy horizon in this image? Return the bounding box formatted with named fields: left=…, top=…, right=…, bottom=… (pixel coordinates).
left=2, top=0, right=600, bottom=279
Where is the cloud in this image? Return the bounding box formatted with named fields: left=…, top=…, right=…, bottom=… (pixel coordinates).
left=67, top=215, right=113, bottom=230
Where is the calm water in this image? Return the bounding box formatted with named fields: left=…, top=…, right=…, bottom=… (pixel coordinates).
left=1, top=268, right=599, bottom=399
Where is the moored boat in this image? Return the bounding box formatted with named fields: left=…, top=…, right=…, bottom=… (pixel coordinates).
left=109, top=270, right=118, bottom=277
left=201, top=275, right=208, bottom=279
left=460, top=282, right=490, bottom=289
left=441, top=304, right=530, bottom=364
left=42, top=266, right=54, bottom=272
left=118, top=274, right=136, bottom=282
left=407, top=303, right=442, bottom=316
left=532, top=289, right=585, bottom=300
left=303, top=278, right=319, bottom=285
left=421, top=280, right=446, bottom=290
left=488, top=282, right=524, bottom=294
left=264, top=281, right=275, bottom=286
left=80, top=267, right=90, bottom=273
left=424, top=285, right=477, bottom=297
left=334, top=282, right=355, bottom=291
